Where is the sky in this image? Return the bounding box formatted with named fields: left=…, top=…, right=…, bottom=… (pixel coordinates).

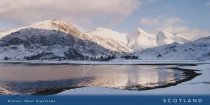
left=0, top=0, right=210, bottom=40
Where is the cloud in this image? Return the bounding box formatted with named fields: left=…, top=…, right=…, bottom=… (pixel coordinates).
left=139, top=18, right=159, bottom=25
left=205, top=2, right=210, bottom=6
left=139, top=17, right=182, bottom=26
left=139, top=17, right=210, bottom=40
left=0, top=0, right=141, bottom=28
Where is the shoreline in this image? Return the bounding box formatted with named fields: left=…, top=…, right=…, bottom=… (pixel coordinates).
left=0, top=60, right=209, bottom=65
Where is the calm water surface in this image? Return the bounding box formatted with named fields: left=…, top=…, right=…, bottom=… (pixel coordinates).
left=0, top=64, right=199, bottom=95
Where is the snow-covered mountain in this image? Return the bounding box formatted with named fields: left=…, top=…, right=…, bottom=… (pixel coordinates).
left=87, top=27, right=189, bottom=52
left=0, top=19, right=198, bottom=61
left=127, top=29, right=190, bottom=51
left=0, top=20, right=119, bottom=60
left=156, top=31, right=189, bottom=46
left=0, top=20, right=132, bottom=53
left=0, top=19, right=82, bottom=39
left=127, top=28, right=157, bottom=51
left=137, top=36, right=210, bottom=60
left=86, top=27, right=132, bottom=52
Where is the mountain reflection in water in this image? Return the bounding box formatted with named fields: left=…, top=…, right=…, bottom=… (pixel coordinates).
left=0, top=64, right=200, bottom=95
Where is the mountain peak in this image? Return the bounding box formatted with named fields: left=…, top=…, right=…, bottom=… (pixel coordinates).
left=33, top=19, right=67, bottom=24
left=136, top=28, right=151, bottom=37
left=87, top=27, right=131, bottom=52
left=134, top=28, right=155, bottom=38
left=29, top=19, right=82, bottom=36
left=51, top=19, right=69, bottom=23
left=89, top=27, right=127, bottom=36
left=0, top=19, right=79, bottom=38
left=137, top=28, right=146, bottom=33
left=31, top=19, right=75, bottom=29
left=156, top=30, right=190, bottom=45
left=93, top=27, right=114, bottom=32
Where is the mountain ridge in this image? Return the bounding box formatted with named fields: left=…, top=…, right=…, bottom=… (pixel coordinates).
left=0, top=19, right=190, bottom=52
left=0, top=28, right=120, bottom=60
left=1, top=19, right=208, bottom=61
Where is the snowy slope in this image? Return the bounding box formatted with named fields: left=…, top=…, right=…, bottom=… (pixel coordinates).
left=88, top=27, right=189, bottom=52
left=137, top=36, right=210, bottom=60
left=0, top=20, right=120, bottom=60
left=86, top=27, right=132, bottom=52
left=0, top=20, right=190, bottom=53
left=0, top=28, right=117, bottom=60
left=156, top=31, right=189, bottom=46
left=0, top=19, right=82, bottom=39
left=0, top=19, right=196, bottom=61
left=0, top=20, right=132, bottom=53
left=87, top=27, right=127, bottom=45
left=127, top=28, right=157, bottom=51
